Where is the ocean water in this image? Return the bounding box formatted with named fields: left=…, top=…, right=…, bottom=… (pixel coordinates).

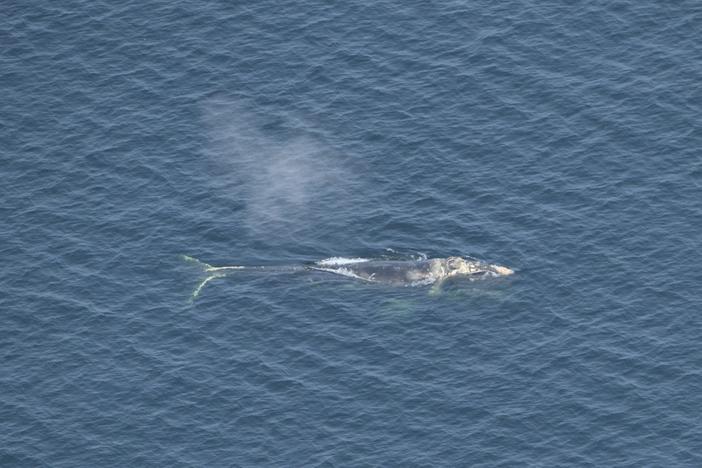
left=2, top=1, right=702, bottom=466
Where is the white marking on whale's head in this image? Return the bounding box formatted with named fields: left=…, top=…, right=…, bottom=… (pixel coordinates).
left=445, top=257, right=483, bottom=276
left=316, top=257, right=370, bottom=266
left=443, top=257, right=514, bottom=277
left=490, top=264, right=514, bottom=276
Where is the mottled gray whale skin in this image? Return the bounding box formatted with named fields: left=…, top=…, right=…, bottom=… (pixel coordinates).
left=308, top=256, right=514, bottom=286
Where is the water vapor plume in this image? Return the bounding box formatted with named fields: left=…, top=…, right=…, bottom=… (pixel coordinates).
left=201, top=97, right=357, bottom=240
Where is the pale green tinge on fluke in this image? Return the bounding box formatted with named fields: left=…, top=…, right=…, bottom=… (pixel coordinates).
left=182, top=255, right=244, bottom=301
left=191, top=272, right=227, bottom=300
left=182, top=254, right=212, bottom=270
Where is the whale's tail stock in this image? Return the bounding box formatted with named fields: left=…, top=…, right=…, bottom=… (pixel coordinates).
left=182, top=255, right=247, bottom=300
left=182, top=255, right=303, bottom=300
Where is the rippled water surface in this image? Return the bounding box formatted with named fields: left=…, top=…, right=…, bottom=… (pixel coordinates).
left=3, top=1, right=702, bottom=466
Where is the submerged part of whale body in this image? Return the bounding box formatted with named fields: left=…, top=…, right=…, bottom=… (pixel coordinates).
left=184, top=255, right=514, bottom=300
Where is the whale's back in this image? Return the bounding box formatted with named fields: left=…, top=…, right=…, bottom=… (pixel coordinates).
left=311, top=259, right=437, bottom=286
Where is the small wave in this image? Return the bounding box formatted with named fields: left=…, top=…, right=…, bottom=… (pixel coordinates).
left=315, top=257, right=370, bottom=266
left=382, top=249, right=427, bottom=261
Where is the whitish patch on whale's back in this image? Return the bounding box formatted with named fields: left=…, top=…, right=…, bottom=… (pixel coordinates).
left=315, top=257, right=370, bottom=266
left=312, top=266, right=368, bottom=281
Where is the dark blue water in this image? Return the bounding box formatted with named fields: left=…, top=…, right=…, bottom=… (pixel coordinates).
left=3, top=1, right=702, bottom=466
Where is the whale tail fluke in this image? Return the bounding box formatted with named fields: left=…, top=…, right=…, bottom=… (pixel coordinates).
left=182, top=255, right=213, bottom=271
left=183, top=255, right=308, bottom=300
left=182, top=255, right=247, bottom=301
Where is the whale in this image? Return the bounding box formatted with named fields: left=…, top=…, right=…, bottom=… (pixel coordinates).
left=184, top=255, right=513, bottom=299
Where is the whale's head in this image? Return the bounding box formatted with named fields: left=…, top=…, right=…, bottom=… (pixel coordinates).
left=445, top=256, right=514, bottom=277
